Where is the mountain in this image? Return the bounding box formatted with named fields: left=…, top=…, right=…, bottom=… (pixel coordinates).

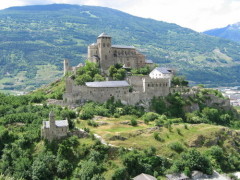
left=204, top=22, right=240, bottom=43
left=1, top=4, right=240, bottom=92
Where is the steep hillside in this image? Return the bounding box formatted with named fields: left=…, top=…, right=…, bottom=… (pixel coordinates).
left=204, top=22, right=240, bottom=43
left=1, top=4, right=240, bottom=92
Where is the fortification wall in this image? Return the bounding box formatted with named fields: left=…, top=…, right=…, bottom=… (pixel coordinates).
left=127, top=75, right=147, bottom=92
left=143, top=77, right=170, bottom=98
left=64, top=80, right=130, bottom=105
left=63, top=76, right=172, bottom=106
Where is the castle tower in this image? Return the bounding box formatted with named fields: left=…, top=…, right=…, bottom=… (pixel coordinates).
left=49, top=111, right=55, bottom=129
left=97, top=33, right=113, bottom=72
left=65, top=77, right=73, bottom=93
left=63, top=59, right=70, bottom=76
left=88, top=43, right=98, bottom=62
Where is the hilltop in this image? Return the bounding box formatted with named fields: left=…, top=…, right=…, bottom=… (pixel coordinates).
left=0, top=83, right=240, bottom=179
left=1, top=4, right=240, bottom=93
left=204, top=22, right=240, bottom=43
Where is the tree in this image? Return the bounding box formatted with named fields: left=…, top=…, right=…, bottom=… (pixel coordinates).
left=75, top=74, right=93, bottom=85
left=112, top=167, right=128, bottom=180
left=93, top=74, right=105, bottom=81
left=180, top=149, right=213, bottom=175
left=13, top=156, right=32, bottom=179
left=108, top=64, right=126, bottom=80
left=31, top=152, right=56, bottom=180
left=57, top=159, right=73, bottom=178
left=75, top=160, right=104, bottom=180
left=171, top=76, right=189, bottom=87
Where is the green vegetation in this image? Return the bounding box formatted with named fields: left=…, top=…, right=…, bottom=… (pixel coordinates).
left=171, top=76, right=189, bottom=87
left=75, top=61, right=105, bottom=85
left=108, top=64, right=126, bottom=80
left=131, top=66, right=151, bottom=75
left=1, top=4, right=240, bottom=92
left=0, top=86, right=240, bottom=179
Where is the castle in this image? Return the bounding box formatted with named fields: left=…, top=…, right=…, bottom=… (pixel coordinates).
left=63, top=33, right=173, bottom=105
left=41, top=111, right=69, bottom=141
left=63, top=33, right=154, bottom=75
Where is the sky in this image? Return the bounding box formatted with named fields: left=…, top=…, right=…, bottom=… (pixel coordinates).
left=0, top=0, right=240, bottom=32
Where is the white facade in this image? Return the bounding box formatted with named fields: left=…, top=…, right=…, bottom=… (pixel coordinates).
left=149, top=67, right=173, bottom=79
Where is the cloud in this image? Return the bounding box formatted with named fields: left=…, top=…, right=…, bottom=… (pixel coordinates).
left=1, top=0, right=240, bottom=31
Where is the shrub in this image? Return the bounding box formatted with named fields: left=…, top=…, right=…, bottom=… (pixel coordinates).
left=79, top=110, right=94, bottom=120
left=113, top=113, right=120, bottom=118
left=155, top=115, right=168, bottom=126
left=169, top=142, right=185, bottom=153
left=142, top=112, right=159, bottom=122
left=112, top=167, right=128, bottom=180
left=170, top=118, right=183, bottom=124
left=176, top=128, right=182, bottom=136
left=155, top=119, right=164, bottom=126
left=153, top=132, right=164, bottom=142
left=130, top=119, right=138, bottom=126
left=87, top=120, right=99, bottom=127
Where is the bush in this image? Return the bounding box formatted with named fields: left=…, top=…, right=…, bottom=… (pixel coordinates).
left=112, top=167, right=128, bottom=180
left=87, top=120, right=99, bottom=127
left=113, top=113, right=120, bottom=118
left=79, top=109, right=94, bottom=120
left=176, top=128, right=182, bottom=136
left=130, top=119, right=138, bottom=126
left=169, top=142, right=185, bottom=153
left=153, top=132, right=164, bottom=142
left=142, top=112, right=159, bottom=122
left=155, top=115, right=168, bottom=126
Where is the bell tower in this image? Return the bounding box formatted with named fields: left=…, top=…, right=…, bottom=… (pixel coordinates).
left=97, top=33, right=113, bottom=72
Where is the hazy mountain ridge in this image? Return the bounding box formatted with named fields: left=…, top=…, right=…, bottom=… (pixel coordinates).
left=204, top=22, right=240, bottom=43
left=1, top=4, right=240, bottom=92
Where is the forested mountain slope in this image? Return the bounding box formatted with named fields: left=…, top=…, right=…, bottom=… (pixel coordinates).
left=1, top=4, right=240, bottom=92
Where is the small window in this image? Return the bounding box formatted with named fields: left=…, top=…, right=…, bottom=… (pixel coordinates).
left=103, top=43, right=105, bottom=47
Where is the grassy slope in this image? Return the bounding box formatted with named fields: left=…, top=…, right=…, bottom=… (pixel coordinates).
left=76, top=115, right=236, bottom=158
left=1, top=4, right=240, bottom=92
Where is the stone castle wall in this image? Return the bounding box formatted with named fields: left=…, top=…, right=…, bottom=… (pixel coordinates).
left=64, top=78, right=130, bottom=104
left=63, top=75, right=171, bottom=106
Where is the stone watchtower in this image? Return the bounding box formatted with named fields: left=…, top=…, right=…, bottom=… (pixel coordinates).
left=97, top=33, right=113, bottom=73
left=49, top=111, right=56, bottom=137
left=63, top=59, right=71, bottom=76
